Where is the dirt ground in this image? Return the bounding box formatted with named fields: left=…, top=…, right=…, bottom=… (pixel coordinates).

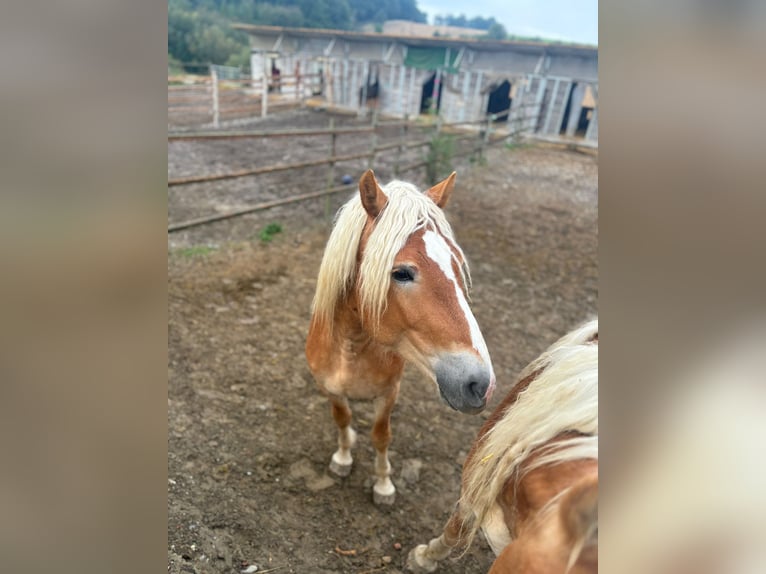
left=168, top=110, right=597, bottom=574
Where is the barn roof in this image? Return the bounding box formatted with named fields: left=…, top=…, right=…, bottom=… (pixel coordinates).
left=232, top=24, right=598, bottom=59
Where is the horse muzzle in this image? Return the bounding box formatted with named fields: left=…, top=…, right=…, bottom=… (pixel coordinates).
left=433, top=352, right=495, bottom=414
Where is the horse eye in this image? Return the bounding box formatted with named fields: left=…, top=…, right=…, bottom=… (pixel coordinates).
left=392, top=268, right=415, bottom=282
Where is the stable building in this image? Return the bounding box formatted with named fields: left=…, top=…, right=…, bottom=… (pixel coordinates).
left=234, top=24, right=599, bottom=142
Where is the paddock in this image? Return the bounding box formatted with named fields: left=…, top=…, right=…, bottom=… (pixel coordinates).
left=168, top=108, right=597, bottom=574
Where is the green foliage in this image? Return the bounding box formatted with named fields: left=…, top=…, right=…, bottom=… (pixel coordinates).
left=225, top=45, right=251, bottom=68
left=259, top=222, right=283, bottom=243
left=426, top=132, right=455, bottom=185
left=175, top=245, right=217, bottom=258
left=168, top=1, right=250, bottom=68
left=168, top=54, right=185, bottom=76
left=348, top=0, right=426, bottom=24
left=433, top=13, right=499, bottom=31
left=430, top=14, right=570, bottom=43
left=504, top=34, right=571, bottom=45
left=253, top=4, right=305, bottom=27
left=168, top=0, right=428, bottom=69
left=483, top=22, right=507, bottom=40
left=504, top=141, right=532, bottom=152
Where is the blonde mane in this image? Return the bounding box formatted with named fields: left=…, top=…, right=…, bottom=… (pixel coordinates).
left=458, top=318, right=599, bottom=550
left=311, top=180, right=470, bottom=329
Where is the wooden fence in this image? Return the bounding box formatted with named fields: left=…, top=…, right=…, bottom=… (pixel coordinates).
left=168, top=72, right=323, bottom=128
left=168, top=111, right=517, bottom=232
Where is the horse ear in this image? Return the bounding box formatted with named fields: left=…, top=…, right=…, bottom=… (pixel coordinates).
left=427, top=171, right=456, bottom=208
left=359, top=169, right=388, bottom=218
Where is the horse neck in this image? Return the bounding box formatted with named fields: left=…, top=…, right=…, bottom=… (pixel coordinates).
left=333, top=294, right=372, bottom=345
left=504, top=458, right=598, bottom=572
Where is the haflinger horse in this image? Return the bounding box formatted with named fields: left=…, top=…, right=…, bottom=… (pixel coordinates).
left=408, top=319, right=598, bottom=573
left=305, top=169, right=496, bottom=505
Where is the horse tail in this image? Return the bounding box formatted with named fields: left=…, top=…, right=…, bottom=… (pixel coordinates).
left=560, top=472, right=598, bottom=573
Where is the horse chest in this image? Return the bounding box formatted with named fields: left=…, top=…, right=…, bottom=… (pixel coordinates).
left=319, top=341, right=401, bottom=399
left=481, top=503, right=513, bottom=556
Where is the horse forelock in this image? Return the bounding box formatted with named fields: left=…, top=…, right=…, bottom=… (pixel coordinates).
left=311, top=180, right=470, bottom=331
left=458, top=319, right=598, bottom=551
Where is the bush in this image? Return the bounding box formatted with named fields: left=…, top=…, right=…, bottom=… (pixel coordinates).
left=259, top=223, right=283, bottom=243
left=426, top=133, right=455, bottom=185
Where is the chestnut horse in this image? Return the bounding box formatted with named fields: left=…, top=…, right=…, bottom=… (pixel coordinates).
left=408, top=319, right=598, bottom=572
left=305, top=170, right=496, bottom=505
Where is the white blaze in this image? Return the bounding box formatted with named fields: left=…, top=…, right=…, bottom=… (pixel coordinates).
left=423, top=230, right=494, bottom=376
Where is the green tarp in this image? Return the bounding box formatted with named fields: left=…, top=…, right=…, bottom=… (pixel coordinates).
left=404, top=46, right=460, bottom=73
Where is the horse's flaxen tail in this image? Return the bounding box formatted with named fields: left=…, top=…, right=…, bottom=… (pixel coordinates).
left=561, top=473, right=598, bottom=573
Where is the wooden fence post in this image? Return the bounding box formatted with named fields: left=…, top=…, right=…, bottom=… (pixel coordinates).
left=478, top=115, right=492, bottom=163
left=211, top=69, right=219, bottom=128
left=395, top=113, right=408, bottom=177
left=261, top=70, right=268, bottom=118
left=295, top=62, right=301, bottom=104
left=368, top=110, right=378, bottom=168
left=325, top=117, right=336, bottom=218
left=430, top=68, right=442, bottom=116
left=359, top=61, right=369, bottom=117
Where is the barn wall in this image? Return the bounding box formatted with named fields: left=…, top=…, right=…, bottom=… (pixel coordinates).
left=243, top=29, right=598, bottom=141
left=439, top=71, right=486, bottom=124
left=468, top=50, right=542, bottom=76
left=547, top=54, right=597, bottom=81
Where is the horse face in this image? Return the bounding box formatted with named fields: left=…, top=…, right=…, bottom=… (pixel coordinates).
left=358, top=170, right=495, bottom=414
left=384, top=228, right=495, bottom=413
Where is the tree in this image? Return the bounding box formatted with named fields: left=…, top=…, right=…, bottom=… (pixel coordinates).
left=167, top=0, right=429, bottom=68
left=484, top=22, right=507, bottom=40
left=168, top=1, right=251, bottom=67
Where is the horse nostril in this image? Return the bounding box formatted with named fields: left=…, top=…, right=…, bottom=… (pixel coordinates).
left=467, top=380, right=488, bottom=402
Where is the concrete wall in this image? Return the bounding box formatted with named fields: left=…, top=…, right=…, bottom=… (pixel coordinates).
left=468, top=49, right=543, bottom=76
left=547, top=54, right=597, bottom=81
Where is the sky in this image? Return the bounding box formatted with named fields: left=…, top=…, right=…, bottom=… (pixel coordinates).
left=417, top=0, right=598, bottom=45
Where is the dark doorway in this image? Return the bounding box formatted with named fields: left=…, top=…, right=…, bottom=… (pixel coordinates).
left=420, top=72, right=442, bottom=114
left=559, top=82, right=578, bottom=134
left=269, top=58, right=281, bottom=93
left=576, top=107, right=593, bottom=136
left=359, top=69, right=379, bottom=106
left=486, top=80, right=511, bottom=122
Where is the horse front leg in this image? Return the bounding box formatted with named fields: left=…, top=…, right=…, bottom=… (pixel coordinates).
left=328, top=395, right=357, bottom=477
left=370, top=381, right=399, bottom=505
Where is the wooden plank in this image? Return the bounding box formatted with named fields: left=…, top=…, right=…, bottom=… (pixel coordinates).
left=585, top=104, right=598, bottom=141
left=402, top=66, right=407, bottom=116
left=168, top=126, right=375, bottom=141
left=532, top=76, right=547, bottom=132
left=472, top=71, right=483, bottom=121
left=342, top=58, right=349, bottom=106
left=407, top=67, right=416, bottom=117
left=542, top=78, right=561, bottom=134
left=168, top=151, right=372, bottom=186
left=168, top=184, right=355, bottom=232
left=460, top=71, right=471, bottom=123
left=211, top=69, right=219, bottom=128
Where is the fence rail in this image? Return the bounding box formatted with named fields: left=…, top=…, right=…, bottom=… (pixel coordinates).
left=168, top=109, right=531, bottom=232
left=169, top=72, right=323, bottom=129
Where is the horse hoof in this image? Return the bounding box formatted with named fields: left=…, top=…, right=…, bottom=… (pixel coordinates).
left=329, top=459, right=352, bottom=477
left=406, top=545, right=438, bottom=573
left=373, top=484, right=396, bottom=506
